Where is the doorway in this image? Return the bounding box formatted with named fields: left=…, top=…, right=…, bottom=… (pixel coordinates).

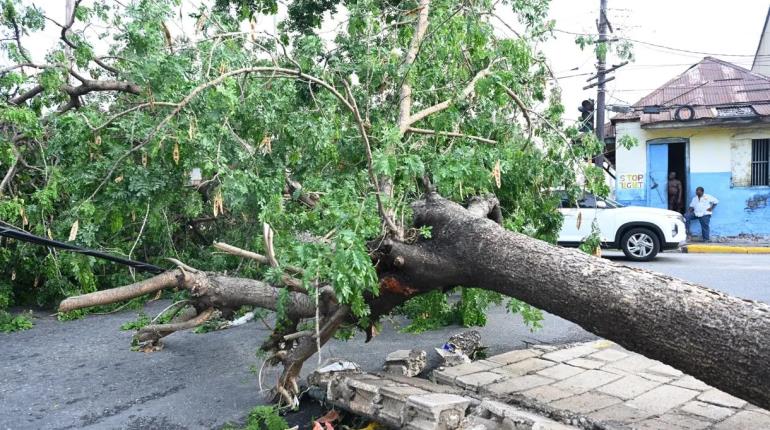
left=646, top=138, right=689, bottom=212
left=668, top=142, right=687, bottom=213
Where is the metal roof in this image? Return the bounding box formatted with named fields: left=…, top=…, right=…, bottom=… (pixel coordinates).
left=613, top=57, right=770, bottom=126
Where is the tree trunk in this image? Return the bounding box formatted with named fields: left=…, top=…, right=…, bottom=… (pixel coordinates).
left=59, top=193, right=770, bottom=409
left=377, top=193, right=770, bottom=409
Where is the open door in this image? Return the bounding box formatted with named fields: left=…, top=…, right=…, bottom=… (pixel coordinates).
left=647, top=143, right=668, bottom=209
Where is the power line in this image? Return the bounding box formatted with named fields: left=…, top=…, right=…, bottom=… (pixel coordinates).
left=554, top=29, right=767, bottom=58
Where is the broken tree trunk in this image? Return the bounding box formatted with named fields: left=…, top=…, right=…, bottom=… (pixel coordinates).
left=375, top=193, right=770, bottom=409
left=59, top=192, right=770, bottom=409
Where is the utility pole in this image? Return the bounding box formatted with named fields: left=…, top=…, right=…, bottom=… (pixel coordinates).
left=594, top=0, right=608, bottom=168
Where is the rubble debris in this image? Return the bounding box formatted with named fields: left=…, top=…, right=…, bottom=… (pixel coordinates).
left=435, top=347, right=471, bottom=367
left=308, top=360, right=361, bottom=389
left=307, top=368, right=578, bottom=430
left=447, top=330, right=485, bottom=359
left=384, top=349, right=428, bottom=377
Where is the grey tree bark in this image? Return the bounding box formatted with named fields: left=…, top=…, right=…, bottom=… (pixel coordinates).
left=60, top=192, right=770, bottom=409
left=377, top=193, right=770, bottom=409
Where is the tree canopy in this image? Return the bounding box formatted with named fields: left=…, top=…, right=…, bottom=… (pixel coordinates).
left=1, top=0, right=604, bottom=325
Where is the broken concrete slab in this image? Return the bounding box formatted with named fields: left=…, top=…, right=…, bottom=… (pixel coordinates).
left=384, top=349, right=427, bottom=377
left=456, top=371, right=508, bottom=391
left=380, top=385, right=430, bottom=425
left=406, top=393, right=472, bottom=430
left=473, top=400, right=578, bottom=430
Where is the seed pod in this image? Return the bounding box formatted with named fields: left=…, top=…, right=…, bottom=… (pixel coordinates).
left=173, top=142, right=180, bottom=164
left=491, top=160, right=502, bottom=188
left=68, top=220, right=79, bottom=241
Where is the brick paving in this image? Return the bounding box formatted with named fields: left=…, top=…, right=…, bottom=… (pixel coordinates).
left=432, top=340, right=770, bottom=429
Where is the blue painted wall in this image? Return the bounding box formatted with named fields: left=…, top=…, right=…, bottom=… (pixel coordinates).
left=616, top=172, right=770, bottom=237
left=687, top=172, right=770, bottom=237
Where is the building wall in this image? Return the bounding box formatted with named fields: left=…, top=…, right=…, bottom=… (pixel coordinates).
left=614, top=121, right=770, bottom=238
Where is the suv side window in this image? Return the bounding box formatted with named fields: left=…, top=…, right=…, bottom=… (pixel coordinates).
left=560, top=196, right=576, bottom=208
left=578, top=194, right=597, bottom=208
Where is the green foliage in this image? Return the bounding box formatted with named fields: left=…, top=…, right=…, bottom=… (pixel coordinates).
left=617, top=134, right=639, bottom=150
left=0, top=310, right=33, bottom=333
left=506, top=298, right=543, bottom=330
left=398, top=289, right=506, bottom=332
left=248, top=406, right=288, bottom=430
left=120, top=312, right=151, bottom=331
left=222, top=405, right=288, bottom=430
left=578, top=219, right=602, bottom=255
left=1, top=0, right=597, bottom=335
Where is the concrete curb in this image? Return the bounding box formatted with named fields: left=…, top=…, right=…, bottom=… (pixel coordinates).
left=682, top=244, right=770, bottom=254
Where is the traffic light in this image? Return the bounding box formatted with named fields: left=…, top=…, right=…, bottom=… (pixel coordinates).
left=578, top=99, right=595, bottom=133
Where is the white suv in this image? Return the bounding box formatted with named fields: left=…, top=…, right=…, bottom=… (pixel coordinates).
left=556, top=193, right=686, bottom=261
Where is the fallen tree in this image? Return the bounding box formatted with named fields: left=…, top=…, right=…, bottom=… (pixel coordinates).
left=3, top=0, right=768, bottom=413
left=61, top=192, right=770, bottom=409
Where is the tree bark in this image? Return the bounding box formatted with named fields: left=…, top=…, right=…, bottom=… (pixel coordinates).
left=59, top=193, right=770, bottom=409
left=378, top=193, right=770, bottom=409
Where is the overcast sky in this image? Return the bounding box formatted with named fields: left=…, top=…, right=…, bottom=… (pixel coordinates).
left=15, top=0, right=770, bottom=122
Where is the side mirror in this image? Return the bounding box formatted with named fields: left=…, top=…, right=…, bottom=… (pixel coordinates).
left=596, top=200, right=608, bottom=209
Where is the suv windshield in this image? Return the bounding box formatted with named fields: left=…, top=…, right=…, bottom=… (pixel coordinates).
left=600, top=196, right=624, bottom=208
left=555, top=191, right=624, bottom=209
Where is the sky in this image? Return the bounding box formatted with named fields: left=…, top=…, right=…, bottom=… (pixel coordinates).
left=13, top=0, right=770, bottom=123
left=536, top=0, right=770, bottom=122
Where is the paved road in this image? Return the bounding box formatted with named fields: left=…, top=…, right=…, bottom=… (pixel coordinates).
left=1, top=252, right=767, bottom=429
left=608, top=251, right=770, bottom=304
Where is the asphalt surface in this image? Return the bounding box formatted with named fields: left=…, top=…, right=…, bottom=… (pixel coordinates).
left=1, top=252, right=768, bottom=429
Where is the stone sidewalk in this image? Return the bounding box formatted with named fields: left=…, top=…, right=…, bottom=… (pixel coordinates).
left=433, top=340, right=770, bottom=429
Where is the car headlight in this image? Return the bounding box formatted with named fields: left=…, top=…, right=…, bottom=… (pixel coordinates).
left=667, top=214, right=685, bottom=224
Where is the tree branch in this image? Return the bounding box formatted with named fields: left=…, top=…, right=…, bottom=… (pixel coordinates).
left=9, top=14, right=31, bottom=63
left=88, top=102, right=179, bottom=132
left=406, top=127, right=497, bottom=144
left=59, top=270, right=181, bottom=312
left=343, top=80, right=402, bottom=238
left=134, top=307, right=215, bottom=346
left=9, top=85, right=43, bottom=105
left=88, top=66, right=356, bottom=200
left=498, top=83, right=533, bottom=147
left=213, top=241, right=307, bottom=293
left=397, top=0, right=431, bottom=134
left=0, top=157, right=19, bottom=196
left=406, top=60, right=498, bottom=129
left=62, top=79, right=141, bottom=97
left=213, top=242, right=302, bottom=275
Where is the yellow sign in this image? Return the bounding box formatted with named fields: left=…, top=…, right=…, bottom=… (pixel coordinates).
left=619, top=173, right=644, bottom=189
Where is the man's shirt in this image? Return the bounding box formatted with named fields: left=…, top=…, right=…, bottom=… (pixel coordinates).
left=689, top=194, right=719, bottom=217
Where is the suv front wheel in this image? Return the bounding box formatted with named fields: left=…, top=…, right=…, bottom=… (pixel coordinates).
left=621, top=228, right=660, bottom=261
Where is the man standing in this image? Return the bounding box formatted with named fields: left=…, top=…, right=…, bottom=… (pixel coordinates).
left=686, top=187, right=718, bottom=242
left=667, top=172, right=683, bottom=213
